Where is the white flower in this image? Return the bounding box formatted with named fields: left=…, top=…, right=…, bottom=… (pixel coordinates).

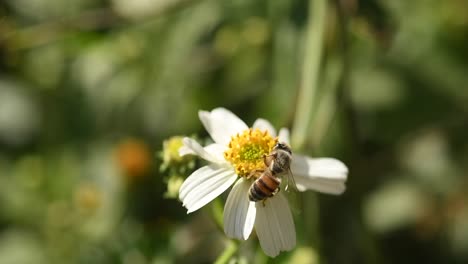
left=178, top=108, right=348, bottom=257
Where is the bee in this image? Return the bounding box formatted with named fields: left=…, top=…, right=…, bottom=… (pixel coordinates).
left=248, top=142, right=296, bottom=203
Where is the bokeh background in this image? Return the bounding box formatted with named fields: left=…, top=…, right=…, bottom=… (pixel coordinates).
left=1, top=0, right=468, bottom=263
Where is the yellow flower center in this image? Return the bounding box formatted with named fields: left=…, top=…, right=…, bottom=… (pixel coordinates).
left=224, top=128, right=277, bottom=177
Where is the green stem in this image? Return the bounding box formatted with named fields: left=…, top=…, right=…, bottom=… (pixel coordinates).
left=310, top=57, right=343, bottom=148
left=303, top=192, right=320, bottom=249
left=214, top=240, right=238, bottom=264
left=290, top=0, right=327, bottom=259
left=211, top=198, right=239, bottom=263
left=211, top=197, right=225, bottom=231
left=291, top=0, right=327, bottom=150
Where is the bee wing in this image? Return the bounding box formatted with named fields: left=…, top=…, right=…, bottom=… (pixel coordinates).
left=284, top=168, right=298, bottom=192
left=280, top=169, right=301, bottom=215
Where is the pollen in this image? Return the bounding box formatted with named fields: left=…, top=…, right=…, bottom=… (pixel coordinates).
left=224, top=128, right=278, bottom=177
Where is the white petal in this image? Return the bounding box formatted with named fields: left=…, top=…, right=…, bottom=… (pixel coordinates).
left=179, top=145, right=195, bottom=156
left=179, top=142, right=228, bottom=161
left=292, top=155, right=348, bottom=179
left=179, top=165, right=237, bottom=213
left=252, top=118, right=277, bottom=136
left=255, top=193, right=296, bottom=257
left=181, top=137, right=226, bottom=164
left=295, top=178, right=346, bottom=194
left=278, top=128, right=290, bottom=145
left=291, top=155, right=348, bottom=195
left=224, top=178, right=257, bottom=240
left=199, top=108, right=248, bottom=145
left=204, top=143, right=228, bottom=159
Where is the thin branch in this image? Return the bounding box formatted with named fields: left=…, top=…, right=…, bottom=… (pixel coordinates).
left=0, top=0, right=201, bottom=51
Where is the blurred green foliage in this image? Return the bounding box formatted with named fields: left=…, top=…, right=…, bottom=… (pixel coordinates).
left=0, top=0, right=468, bottom=263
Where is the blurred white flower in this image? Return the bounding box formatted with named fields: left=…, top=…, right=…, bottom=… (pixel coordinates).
left=0, top=230, right=46, bottom=264
left=179, top=108, right=348, bottom=257
left=0, top=80, right=40, bottom=146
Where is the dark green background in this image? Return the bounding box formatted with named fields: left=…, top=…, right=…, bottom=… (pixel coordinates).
left=0, top=0, right=467, bottom=263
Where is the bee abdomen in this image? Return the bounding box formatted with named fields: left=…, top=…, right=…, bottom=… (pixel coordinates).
left=248, top=184, right=266, bottom=202
left=248, top=174, right=280, bottom=202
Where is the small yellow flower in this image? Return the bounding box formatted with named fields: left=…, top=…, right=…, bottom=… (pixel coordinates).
left=75, top=183, right=102, bottom=214
left=162, top=136, right=185, bottom=165
left=164, top=176, right=185, bottom=199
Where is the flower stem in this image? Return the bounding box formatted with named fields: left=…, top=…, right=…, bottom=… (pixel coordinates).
left=290, top=0, right=327, bottom=257
left=211, top=199, right=239, bottom=263
left=211, top=197, right=225, bottom=230
left=310, top=57, right=343, bottom=148
left=303, top=192, right=321, bottom=249
left=214, top=240, right=238, bottom=264
left=291, top=0, right=327, bottom=150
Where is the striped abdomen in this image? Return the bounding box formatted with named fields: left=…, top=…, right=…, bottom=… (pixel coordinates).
left=248, top=171, right=280, bottom=202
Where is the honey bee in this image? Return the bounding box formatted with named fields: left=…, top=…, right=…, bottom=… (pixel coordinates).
left=248, top=142, right=296, bottom=202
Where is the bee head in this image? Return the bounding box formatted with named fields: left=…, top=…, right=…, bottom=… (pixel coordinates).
left=274, top=142, right=292, bottom=154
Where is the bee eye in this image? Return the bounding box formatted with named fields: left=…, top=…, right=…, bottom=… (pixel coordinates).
left=275, top=142, right=292, bottom=154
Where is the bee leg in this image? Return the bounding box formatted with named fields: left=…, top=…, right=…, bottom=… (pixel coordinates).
left=263, top=153, right=276, bottom=167
left=247, top=169, right=263, bottom=179
left=272, top=187, right=280, bottom=196
left=262, top=199, right=267, bottom=207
